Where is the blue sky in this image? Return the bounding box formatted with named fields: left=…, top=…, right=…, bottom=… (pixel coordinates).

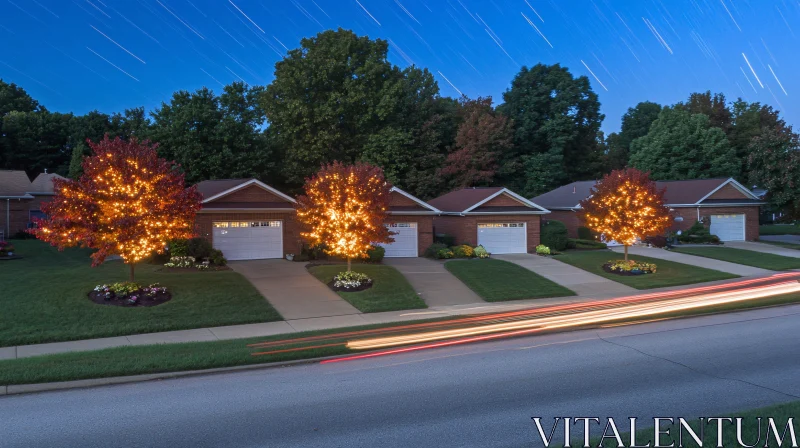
left=0, top=0, right=796, bottom=133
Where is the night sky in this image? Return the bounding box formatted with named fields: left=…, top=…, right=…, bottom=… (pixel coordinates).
left=0, top=0, right=796, bottom=133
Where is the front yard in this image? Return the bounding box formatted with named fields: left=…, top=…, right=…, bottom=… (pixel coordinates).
left=556, top=250, right=738, bottom=289
left=760, top=224, right=800, bottom=235
left=307, top=264, right=426, bottom=313
left=0, top=241, right=282, bottom=347
left=673, top=246, right=800, bottom=270
left=445, top=259, right=575, bottom=301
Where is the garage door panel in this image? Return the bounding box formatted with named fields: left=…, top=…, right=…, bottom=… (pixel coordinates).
left=379, top=222, right=417, bottom=257
left=709, top=214, right=745, bottom=241
left=478, top=223, right=526, bottom=254
left=212, top=221, right=283, bottom=261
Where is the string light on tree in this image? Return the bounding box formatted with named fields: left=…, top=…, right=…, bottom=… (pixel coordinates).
left=30, top=136, right=202, bottom=281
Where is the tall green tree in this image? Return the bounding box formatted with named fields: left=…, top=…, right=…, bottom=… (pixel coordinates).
left=629, top=107, right=739, bottom=180
left=2, top=109, right=72, bottom=176
left=676, top=91, right=732, bottom=133
left=747, top=127, right=800, bottom=220
left=497, top=63, right=604, bottom=196
left=606, top=101, right=662, bottom=170
left=0, top=79, right=41, bottom=116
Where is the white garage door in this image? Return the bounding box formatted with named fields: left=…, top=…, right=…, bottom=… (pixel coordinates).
left=478, top=223, right=526, bottom=254
left=212, top=221, right=283, bottom=261
left=709, top=214, right=745, bottom=241
left=378, top=222, right=418, bottom=257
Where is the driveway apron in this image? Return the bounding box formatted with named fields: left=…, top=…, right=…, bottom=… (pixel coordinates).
left=229, top=260, right=360, bottom=320
left=383, top=257, right=484, bottom=307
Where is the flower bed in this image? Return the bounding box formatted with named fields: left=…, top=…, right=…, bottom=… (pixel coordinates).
left=88, top=282, right=172, bottom=307
left=161, top=256, right=229, bottom=272
left=328, top=271, right=373, bottom=292
left=0, top=241, right=16, bottom=258
left=602, top=259, right=657, bottom=276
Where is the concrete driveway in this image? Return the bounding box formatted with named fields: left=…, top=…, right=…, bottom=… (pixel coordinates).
left=383, top=257, right=484, bottom=306
left=229, top=260, right=360, bottom=320
left=495, top=253, right=636, bottom=298
left=760, top=234, right=800, bottom=244
left=726, top=241, right=800, bottom=258
left=611, top=245, right=771, bottom=276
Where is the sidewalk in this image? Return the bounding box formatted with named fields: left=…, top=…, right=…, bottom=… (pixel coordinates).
left=726, top=241, right=800, bottom=259
left=611, top=245, right=771, bottom=276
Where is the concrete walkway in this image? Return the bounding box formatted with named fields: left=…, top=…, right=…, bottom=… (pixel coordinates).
left=726, top=241, right=800, bottom=258
left=495, top=253, right=637, bottom=298
left=611, top=246, right=772, bottom=276
left=760, top=234, right=800, bottom=244
left=229, top=260, right=360, bottom=320
left=384, top=257, right=484, bottom=306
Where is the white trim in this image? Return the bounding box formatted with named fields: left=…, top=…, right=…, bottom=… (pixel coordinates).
left=463, top=188, right=550, bottom=213
left=199, top=208, right=295, bottom=213
left=695, top=178, right=761, bottom=204
left=211, top=219, right=284, bottom=260
left=380, top=221, right=419, bottom=257
left=476, top=221, right=528, bottom=254
left=709, top=213, right=746, bottom=241
left=668, top=203, right=765, bottom=207
left=202, top=179, right=297, bottom=204
left=0, top=194, right=34, bottom=200
left=465, top=211, right=548, bottom=215
left=387, top=211, right=437, bottom=215
left=389, top=186, right=441, bottom=213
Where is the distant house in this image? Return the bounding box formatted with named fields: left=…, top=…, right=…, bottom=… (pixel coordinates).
left=0, top=170, right=65, bottom=239
left=531, top=178, right=765, bottom=242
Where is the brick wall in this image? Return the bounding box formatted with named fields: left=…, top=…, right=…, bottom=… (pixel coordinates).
left=482, top=193, right=524, bottom=207
left=546, top=210, right=582, bottom=238
left=433, top=215, right=541, bottom=252
left=195, top=211, right=301, bottom=255
left=217, top=185, right=290, bottom=204
left=386, top=215, right=434, bottom=255
left=706, top=183, right=749, bottom=200
left=389, top=191, right=418, bottom=207
left=1, top=196, right=51, bottom=236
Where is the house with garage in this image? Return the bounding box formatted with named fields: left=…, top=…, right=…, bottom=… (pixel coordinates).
left=377, top=187, right=441, bottom=258
left=0, top=170, right=64, bottom=239
left=428, top=187, right=550, bottom=254
left=531, top=177, right=764, bottom=242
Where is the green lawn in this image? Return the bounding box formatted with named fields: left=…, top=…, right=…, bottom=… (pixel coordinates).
left=445, top=259, right=575, bottom=301
left=760, top=224, right=800, bottom=235
left=556, top=250, right=738, bottom=289
left=759, top=240, right=800, bottom=250
left=673, top=246, right=800, bottom=270
left=307, top=264, right=426, bottom=313
left=0, top=240, right=281, bottom=347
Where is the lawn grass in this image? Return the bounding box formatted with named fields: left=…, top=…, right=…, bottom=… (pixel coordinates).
left=556, top=250, right=738, bottom=289
left=592, top=400, right=800, bottom=447
left=673, top=246, right=800, bottom=271
left=445, top=259, right=575, bottom=301
left=0, top=240, right=281, bottom=347
left=759, top=240, right=800, bottom=250
left=307, top=264, right=426, bottom=312
left=2, top=292, right=799, bottom=386
left=760, top=224, right=800, bottom=235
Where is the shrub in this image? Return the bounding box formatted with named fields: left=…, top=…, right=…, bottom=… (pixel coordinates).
left=436, top=248, right=454, bottom=259
left=168, top=238, right=189, bottom=257
left=645, top=235, right=667, bottom=248
left=451, top=244, right=474, bottom=258
left=210, top=249, right=227, bottom=266
left=187, top=237, right=213, bottom=259
left=12, top=230, right=35, bottom=240
left=577, top=226, right=594, bottom=241
left=568, top=238, right=607, bottom=250
left=536, top=244, right=550, bottom=255
left=0, top=241, right=15, bottom=255
left=301, top=243, right=326, bottom=260
left=164, top=256, right=195, bottom=268
left=332, top=271, right=372, bottom=289
left=541, top=220, right=568, bottom=251
left=473, top=245, right=490, bottom=258
left=605, top=259, right=657, bottom=274
left=424, top=243, right=448, bottom=258
left=366, top=245, right=385, bottom=263
left=677, top=221, right=721, bottom=244
left=434, top=234, right=456, bottom=246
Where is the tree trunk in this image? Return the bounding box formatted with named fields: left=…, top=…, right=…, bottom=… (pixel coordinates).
left=130, top=263, right=135, bottom=282
left=624, top=245, right=629, bottom=262
left=347, top=257, right=352, bottom=272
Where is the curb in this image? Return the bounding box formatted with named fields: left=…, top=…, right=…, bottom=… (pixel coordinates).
left=0, top=354, right=345, bottom=397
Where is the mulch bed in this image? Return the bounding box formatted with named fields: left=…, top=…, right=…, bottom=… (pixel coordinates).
left=602, top=263, right=650, bottom=276
left=326, top=280, right=374, bottom=293
left=88, top=290, right=172, bottom=307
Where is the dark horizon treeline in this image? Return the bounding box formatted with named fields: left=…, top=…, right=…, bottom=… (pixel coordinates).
left=1, top=29, right=797, bottom=216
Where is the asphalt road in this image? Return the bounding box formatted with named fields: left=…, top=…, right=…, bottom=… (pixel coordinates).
left=2, top=305, right=799, bottom=448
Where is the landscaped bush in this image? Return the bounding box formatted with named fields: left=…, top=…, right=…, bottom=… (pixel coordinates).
left=541, top=220, right=568, bottom=251
left=366, top=245, right=385, bottom=263
left=436, top=248, right=454, bottom=259
left=164, top=256, right=195, bottom=268
left=187, top=237, right=214, bottom=259
left=168, top=238, right=189, bottom=257
left=645, top=235, right=668, bottom=248
left=332, top=271, right=373, bottom=291
left=90, top=282, right=170, bottom=306
left=451, top=244, right=474, bottom=258
left=577, top=226, right=594, bottom=241
left=0, top=241, right=16, bottom=257
left=424, top=243, right=448, bottom=258
left=210, top=249, right=227, bottom=266
left=434, top=234, right=456, bottom=246
left=603, top=259, right=657, bottom=275
left=301, top=243, right=326, bottom=261
left=567, top=238, right=608, bottom=250
left=535, top=244, right=551, bottom=255
left=677, top=221, right=721, bottom=244
left=473, top=245, right=490, bottom=258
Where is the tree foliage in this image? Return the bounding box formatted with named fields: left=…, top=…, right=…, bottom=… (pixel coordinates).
left=295, top=162, right=392, bottom=271
left=747, top=128, right=800, bottom=220
left=30, top=136, right=202, bottom=280
left=606, top=101, right=662, bottom=170
left=629, top=107, right=739, bottom=180
left=579, top=168, right=672, bottom=260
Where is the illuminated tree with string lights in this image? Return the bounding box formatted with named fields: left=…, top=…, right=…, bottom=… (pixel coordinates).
left=296, top=162, right=393, bottom=272
left=579, top=168, right=671, bottom=261
left=30, top=136, right=202, bottom=281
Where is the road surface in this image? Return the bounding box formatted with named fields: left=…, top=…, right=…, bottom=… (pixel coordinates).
left=1, top=305, right=799, bottom=447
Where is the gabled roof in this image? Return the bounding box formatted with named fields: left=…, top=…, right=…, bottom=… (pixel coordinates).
left=531, top=177, right=763, bottom=209
left=195, top=178, right=296, bottom=204
left=389, top=186, right=440, bottom=214
left=28, top=173, right=65, bottom=195
left=0, top=170, right=33, bottom=199
left=428, top=187, right=549, bottom=214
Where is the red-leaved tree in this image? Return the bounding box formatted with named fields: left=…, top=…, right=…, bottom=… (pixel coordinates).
left=579, top=168, right=672, bottom=261
left=296, top=162, right=392, bottom=271
left=31, top=136, right=202, bottom=280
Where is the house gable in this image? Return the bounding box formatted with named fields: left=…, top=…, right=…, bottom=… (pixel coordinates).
left=210, top=184, right=291, bottom=204
left=704, top=183, right=752, bottom=201
left=389, top=190, right=419, bottom=207
left=481, top=192, right=527, bottom=208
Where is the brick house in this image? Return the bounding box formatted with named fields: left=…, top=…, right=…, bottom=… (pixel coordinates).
left=0, top=170, right=64, bottom=239
left=194, top=179, right=439, bottom=260
left=427, top=187, right=550, bottom=254
left=531, top=178, right=764, bottom=241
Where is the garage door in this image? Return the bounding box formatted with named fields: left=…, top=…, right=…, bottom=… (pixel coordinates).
left=709, top=214, right=745, bottom=241
left=378, top=222, right=417, bottom=257
left=212, top=221, right=283, bottom=261
left=477, top=223, right=526, bottom=254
